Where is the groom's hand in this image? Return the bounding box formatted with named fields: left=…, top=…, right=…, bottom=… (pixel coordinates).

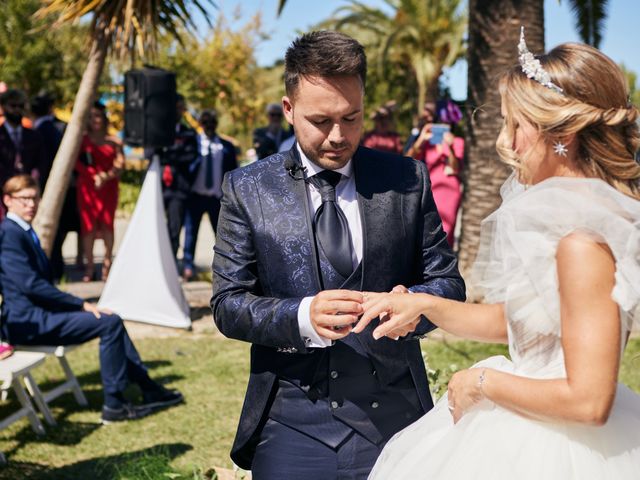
left=310, top=290, right=364, bottom=341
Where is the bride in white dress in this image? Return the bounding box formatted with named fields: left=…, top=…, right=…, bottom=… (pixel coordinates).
left=354, top=32, right=640, bottom=479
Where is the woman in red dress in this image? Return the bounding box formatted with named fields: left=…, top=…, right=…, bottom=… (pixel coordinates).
left=76, top=102, right=124, bottom=281
left=406, top=99, right=464, bottom=248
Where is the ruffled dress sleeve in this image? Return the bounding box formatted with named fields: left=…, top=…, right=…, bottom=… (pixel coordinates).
left=470, top=174, right=640, bottom=336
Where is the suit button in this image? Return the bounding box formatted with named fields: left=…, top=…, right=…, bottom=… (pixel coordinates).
left=330, top=370, right=339, bottom=379
left=331, top=401, right=339, bottom=409
left=371, top=401, right=379, bottom=409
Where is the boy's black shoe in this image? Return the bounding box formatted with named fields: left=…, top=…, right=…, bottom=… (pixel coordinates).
left=101, top=403, right=152, bottom=424
left=141, top=386, right=184, bottom=411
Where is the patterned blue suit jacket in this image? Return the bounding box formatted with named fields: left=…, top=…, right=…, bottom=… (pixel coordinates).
left=211, top=146, right=465, bottom=468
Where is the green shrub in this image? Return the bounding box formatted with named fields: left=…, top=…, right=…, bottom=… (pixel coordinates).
left=118, top=169, right=145, bottom=216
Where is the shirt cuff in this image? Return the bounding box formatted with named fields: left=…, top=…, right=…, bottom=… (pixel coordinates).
left=298, top=296, right=332, bottom=348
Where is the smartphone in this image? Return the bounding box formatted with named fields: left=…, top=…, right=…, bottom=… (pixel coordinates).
left=429, top=124, right=450, bottom=145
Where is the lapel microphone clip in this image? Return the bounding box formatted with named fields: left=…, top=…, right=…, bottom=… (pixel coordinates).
left=284, top=156, right=308, bottom=181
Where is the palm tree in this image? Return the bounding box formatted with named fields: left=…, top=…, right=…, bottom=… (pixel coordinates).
left=332, top=0, right=466, bottom=114
left=457, top=0, right=545, bottom=282
left=33, top=0, right=215, bottom=255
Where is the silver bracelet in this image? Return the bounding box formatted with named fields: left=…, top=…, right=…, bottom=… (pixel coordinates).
left=477, top=369, right=487, bottom=394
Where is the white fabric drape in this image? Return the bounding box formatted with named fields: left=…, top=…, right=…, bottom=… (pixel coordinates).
left=98, top=156, right=191, bottom=329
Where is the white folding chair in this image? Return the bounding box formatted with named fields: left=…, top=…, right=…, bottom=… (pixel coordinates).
left=15, top=345, right=88, bottom=409
left=0, top=351, right=56, bottom=464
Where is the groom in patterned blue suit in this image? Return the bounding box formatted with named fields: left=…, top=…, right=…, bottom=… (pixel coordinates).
left=211, top=31, right=465, bottom=479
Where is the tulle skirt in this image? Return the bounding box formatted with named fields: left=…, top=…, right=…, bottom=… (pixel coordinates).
left=369, top=356, right=640, bottom=479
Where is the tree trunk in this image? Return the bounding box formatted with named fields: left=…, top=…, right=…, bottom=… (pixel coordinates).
left=426, top=72, right=440, bottom=104
left=458, top=0, right=544, bottom=292
left=33, top=30, right=108, bottom=256
left=414, top=61, right=428, bottom=117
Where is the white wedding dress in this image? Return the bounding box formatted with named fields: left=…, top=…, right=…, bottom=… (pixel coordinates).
left=369, top=175, right=640, bottom=479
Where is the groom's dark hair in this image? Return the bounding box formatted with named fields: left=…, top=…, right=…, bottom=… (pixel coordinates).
left=284, top=31, right=367, bottom=97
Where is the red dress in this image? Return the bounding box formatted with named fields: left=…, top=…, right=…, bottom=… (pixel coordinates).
left=75, top=135, right=119, bottom=234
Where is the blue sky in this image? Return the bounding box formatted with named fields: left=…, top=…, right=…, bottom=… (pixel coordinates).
left=208, top=0, right=640, bottom=100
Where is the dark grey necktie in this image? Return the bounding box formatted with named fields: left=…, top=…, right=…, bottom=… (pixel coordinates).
left=309, top=170, right=353, bottom=279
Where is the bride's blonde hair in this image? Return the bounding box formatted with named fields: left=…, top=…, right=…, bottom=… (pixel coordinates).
left=496, top=42, right=640, bottom=199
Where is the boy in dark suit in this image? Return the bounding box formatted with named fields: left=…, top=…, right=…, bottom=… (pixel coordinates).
left=0, top=175, right=183, bottom=423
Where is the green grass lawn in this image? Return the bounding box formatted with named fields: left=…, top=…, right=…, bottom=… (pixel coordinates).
left=1, top=335, right=638, bottom=479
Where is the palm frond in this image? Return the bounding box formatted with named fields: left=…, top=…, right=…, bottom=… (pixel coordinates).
left=36, top=0, right=217, bottom=58
left=566, top=0, right=609, bottom=47
left=277, top=0, right=287, bottom=16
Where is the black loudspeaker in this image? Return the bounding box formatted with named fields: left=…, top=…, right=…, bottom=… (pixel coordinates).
left=124, top=67, right=177, bottom=148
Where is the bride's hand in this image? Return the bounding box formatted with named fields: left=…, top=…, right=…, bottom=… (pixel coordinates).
left=353, top=290, right=425, bottom=340
left=447, top=368, right=486, bottom=423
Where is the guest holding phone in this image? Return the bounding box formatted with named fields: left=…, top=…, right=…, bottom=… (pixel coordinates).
left=406, top=99, right=464, bottom=247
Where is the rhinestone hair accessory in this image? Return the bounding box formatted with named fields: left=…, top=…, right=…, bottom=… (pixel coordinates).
left=518, top=26, right=564, bottom=95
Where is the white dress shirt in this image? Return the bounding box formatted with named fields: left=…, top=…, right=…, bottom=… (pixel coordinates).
left=296, top=144, right=363, bottom=348
left=192, top=133, right=224, bottom=198
left=7, top=212, right=30, bottom=231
